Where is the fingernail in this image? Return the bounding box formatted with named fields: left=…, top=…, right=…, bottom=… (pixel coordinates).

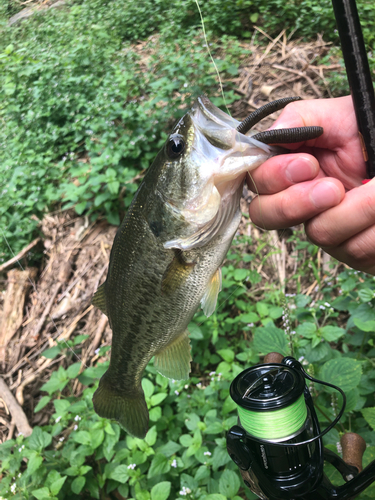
left=285, top=158, right=317, bottom=183
left=311, top=181, right=341, bottom=209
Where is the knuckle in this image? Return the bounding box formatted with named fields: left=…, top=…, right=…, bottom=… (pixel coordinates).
left=344, top=228, right=375, bottom=266
left=304, top=218, right=337, bottom=248
left=360, top=194, right=375, bottom=222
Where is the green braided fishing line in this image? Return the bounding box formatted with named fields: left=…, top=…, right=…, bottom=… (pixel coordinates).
left=237, top=394, right=307, bottom=440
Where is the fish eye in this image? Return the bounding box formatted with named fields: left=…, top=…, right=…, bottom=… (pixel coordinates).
left=166, top=135, right=185, bottom=159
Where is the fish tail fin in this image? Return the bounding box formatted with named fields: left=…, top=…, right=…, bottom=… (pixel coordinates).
left=93, top=374, right=148, bottom=439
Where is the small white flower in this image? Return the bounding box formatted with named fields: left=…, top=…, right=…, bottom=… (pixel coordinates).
left=319, top=305, right=326, bottom=310
left=74, top=425, right=78, bottom=431
left=55, top=416, right=61, bottom=423
left=10, top=484, right=16, bottom=493
left=336, top=442, right=343, bottom=454
left=95, top=348, right=100, bottom=355
left=184, top=384, right=188, bottom=389
left=179, top=486, right=192, bottom=496
left=127, top=463, right=136, bottom=470
left=209, top=371, right=215, bottom=376
left=18, top=445, right=25, bottom=453
left=74, top=415, right=81, bottom=421
left=247, top=323, right=254, bottom=327
left=204, top=451, right=211, bottom=456
left=171, top=459, right=177, bottom=468
left=175, top=390, right=179, bottom=396
left=196, top=383, right=202, bottom=388
left=59, top=437, right=64, bottom=442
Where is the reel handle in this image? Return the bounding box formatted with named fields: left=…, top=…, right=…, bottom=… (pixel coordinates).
left=341, top=432, right=367, bottom=473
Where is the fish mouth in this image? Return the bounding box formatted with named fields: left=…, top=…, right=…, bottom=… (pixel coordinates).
left=191, top=96, right=272, bottom=154
left=188, top=96, right=278, bottom=190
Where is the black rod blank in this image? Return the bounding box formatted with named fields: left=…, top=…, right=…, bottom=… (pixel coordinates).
left=331, top=0, right=375, bottom=178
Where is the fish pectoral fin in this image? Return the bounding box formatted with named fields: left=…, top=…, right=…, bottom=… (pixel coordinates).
left=161, top=250, right=196, bottom=294
left=201, top=268, right=222, bottom=317
left=93, top=373, right=149, bottom=439
left=154, top=330, right=191, bottom=380
left=92, top=283, right=107, bottom=315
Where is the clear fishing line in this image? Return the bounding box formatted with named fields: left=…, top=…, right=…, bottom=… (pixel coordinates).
left=194, top=0, right=230, bottom=116
left=237, top=393, right=307, bottom=440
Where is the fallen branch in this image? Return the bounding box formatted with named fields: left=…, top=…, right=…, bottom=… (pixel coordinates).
left=0, top=237, right=40, bottom=273
left=0, top=377, right=32, bottom=437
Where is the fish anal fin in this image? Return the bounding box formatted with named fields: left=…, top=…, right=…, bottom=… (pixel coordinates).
left=93, top=373, right=149, bottom=439
left=201, top=268, right=222, bottom=317
left=161, top=250, right=196, bottom=294
left=92, top=283, right=107, bottom=315
left=154, top=330, right=191, bottom=380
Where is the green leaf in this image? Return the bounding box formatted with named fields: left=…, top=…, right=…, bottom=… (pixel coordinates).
left=109, top=464, right=130, bottom=483
left=250, top=12, right=259, bottom=22
left=320, top=358, right=362, bottom=393
left=151, top=481, right=171, bottom=500
left=28, top=427, right=52, bottom=451
left=31, top=487, right=50, bottom=500
left=205, top=495, right=227, bottom=500
left=67, top=362, right=81, bottom=379
left=188, top=322, right=204, bottom=339
left=34, top=395, right=51, bottom=413
left=253, top=325, right=289, bottom=356
left=256, top=302, right=269, bottom=317
left=320, top=325, right=345, bottom=342
left=75, top=201, right=87, bottom=215
left=180, top=434, right=193, bottom=447
left=42, top=346, right=62, bottom=359
left=73, top=431, right=91, bottom=446
left=234, top=268, right=248, bottom=281
left=150, top=393, right=167, bottom=406
left=71, top=476, right=86, bottom=495
left=222, top=395, right=237, bottom=415
left=296, top=322, right=317, bottom=338
left=27, top=453, right=43, bottom=475
left=142, top=378, right=154, bottom=399
left=50, top=476, right=67, bottom=496
left=358, top=288, right=375, bottom=302
left=91, top=429, right=105, bottom=449
left=217, top=349, right=234, bottom=363
left=238, top=312, right=259, bottom=324
left=219, top=469, right=241, bottom=497
left=362, top=408, right=375, bottom=430
left=157, top=441, right=182, bottom=457
left=353, top=318, right=375, bottom=332
left=148, top=453, right=171, bottom=478
left=145, top=425, right=157, bottom=446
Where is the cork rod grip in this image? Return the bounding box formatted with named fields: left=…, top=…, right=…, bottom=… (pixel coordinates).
left=264, top=352, right=284, bottom=364
left=341, top=432, right=367, bottom=472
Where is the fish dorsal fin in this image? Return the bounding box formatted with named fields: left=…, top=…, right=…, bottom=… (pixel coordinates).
left=154, top=330, right=191, bottom=380
left=92, top=283, right=107, bottom=315
left=201, top=268, right=222, bottom=317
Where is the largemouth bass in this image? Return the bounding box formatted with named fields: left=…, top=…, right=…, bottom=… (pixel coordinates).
left=92, top=96, right=322, bottom=438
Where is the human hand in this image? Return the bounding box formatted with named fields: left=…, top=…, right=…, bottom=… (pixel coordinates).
left=248, top=95, right=375, bottom=274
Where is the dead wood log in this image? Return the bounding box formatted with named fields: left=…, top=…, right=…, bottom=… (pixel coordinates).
left=0, top=376, right=32, bottom=437
left=0, top=268, right=38, bottom=365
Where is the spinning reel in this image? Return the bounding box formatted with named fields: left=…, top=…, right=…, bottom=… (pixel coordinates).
left=227, top=352, right=375, bottom=500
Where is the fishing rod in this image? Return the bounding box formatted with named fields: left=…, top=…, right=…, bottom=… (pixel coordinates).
left=226, top=352, right=375, bottom=499
left=331, top=0, right=375, bottom=179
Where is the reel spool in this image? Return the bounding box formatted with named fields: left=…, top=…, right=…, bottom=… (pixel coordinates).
left=229, top=362, right=317, bottom=478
